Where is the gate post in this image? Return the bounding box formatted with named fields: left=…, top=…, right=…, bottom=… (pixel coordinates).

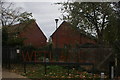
left=109, top=61, right=115, bottom=79
left=8, top=47, right=11, bottom=70
left=24, top=62, right=26, bottom=74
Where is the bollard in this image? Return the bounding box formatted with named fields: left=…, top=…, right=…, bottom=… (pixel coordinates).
left=101, top=72, right=104, bottom=80
left=111, top=66, right=114, bottom=79
left=109, top=61, right=115, bottom=79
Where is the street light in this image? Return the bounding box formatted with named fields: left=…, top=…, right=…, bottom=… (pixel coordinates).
left=55, top=19, right=59, bottom=29
left=55, top=19, right=59, bottom=48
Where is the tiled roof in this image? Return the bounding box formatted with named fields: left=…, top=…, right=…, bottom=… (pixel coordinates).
left=51, top=21, right=96, bottom=41
left=6, top=20, right=35, bottom=33
left=5, top=19, right=47, bottom=40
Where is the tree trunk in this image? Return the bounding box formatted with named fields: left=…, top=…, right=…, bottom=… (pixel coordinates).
left=97, top=32, right=104, bottom=45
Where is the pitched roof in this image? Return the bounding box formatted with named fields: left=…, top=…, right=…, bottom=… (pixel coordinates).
left=51, top=21, right=96, bottom=40
left=6, top=20, right=47, bottom=40
left=51, top=21, right=72, bottom=37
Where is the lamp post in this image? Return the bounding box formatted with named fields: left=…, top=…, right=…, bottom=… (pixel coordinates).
left=55, top=19, right=59, bottom=48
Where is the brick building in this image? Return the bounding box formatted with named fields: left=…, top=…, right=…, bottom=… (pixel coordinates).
left=7, top=20, right=47, bottom=48
left=51, top=21, right=96, bottom=48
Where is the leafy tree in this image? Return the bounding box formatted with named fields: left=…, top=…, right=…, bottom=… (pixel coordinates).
left=111, top=2, right=120, bottom=76
left=7, top=37, right=24, bottom=47
left=58, top=2, right=115, bottom=44
left=103, top=2, right=120, bottom=45
left=58, top=1, right=120, bottom=75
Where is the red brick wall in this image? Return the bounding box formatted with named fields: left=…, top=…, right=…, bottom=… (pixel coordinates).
left=51, top=21, right=96, bottom=48
left=19, top=21, right=47, bottom=48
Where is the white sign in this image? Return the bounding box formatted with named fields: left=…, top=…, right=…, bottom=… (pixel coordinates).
left=17, top=49, right=20, bottom=54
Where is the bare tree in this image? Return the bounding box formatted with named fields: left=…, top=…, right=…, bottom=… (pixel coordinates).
left=0, top=0, right=33, bottom=27
left=1, top=0, right=34, bottom=46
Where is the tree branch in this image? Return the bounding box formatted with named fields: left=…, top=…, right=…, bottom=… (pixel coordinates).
left=101, top=14, right=107, bottom=32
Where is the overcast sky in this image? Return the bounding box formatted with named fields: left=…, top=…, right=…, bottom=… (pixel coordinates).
left=13, top=2, right=64, bottom=40
left=6, top=0, right=119, bottom=40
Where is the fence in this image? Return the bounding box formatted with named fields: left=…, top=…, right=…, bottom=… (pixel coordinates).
left=2, top=47, right=19, bottom=69
left=2, top=47, right=113, bottom=69
left=2, top=46, right=117, bottom=78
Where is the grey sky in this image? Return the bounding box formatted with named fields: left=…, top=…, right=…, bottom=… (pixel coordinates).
left=14, top=2, right=63, bottom=40
left=7, top=0, right=119, bottom=40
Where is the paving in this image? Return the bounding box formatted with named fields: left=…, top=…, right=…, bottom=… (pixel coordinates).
left=2, top=70, right=26, bottom=78
left=2, top=69, right=31, bottom=80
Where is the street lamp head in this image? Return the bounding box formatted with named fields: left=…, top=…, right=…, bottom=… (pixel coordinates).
left=55, top=19, right=59, bottom=23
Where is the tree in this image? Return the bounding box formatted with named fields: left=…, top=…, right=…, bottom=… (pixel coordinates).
left=0, top=0, right=34, bottom=46
left=0, top=0, right=33, bottom=27
left=111, top=2, right=120, bottom=76
left=102, top=1, right=120, bottom=45
left=58, top=2, right=115, bottom=44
